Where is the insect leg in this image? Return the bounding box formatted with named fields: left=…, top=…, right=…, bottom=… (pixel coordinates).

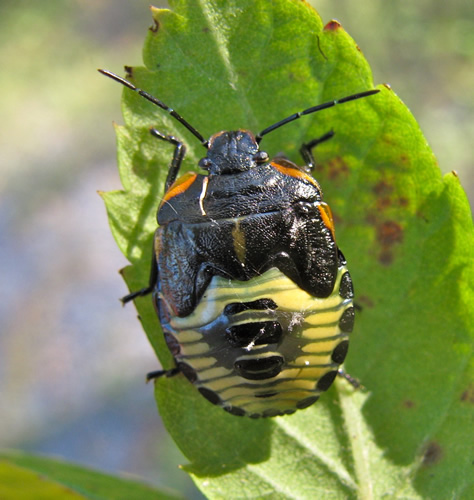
left=146, top=367, right=180, bottom=382
left=149, top=128, right=187, bottom=191
left=337, top=368, right=363, bottom=389
left=120, top=246, right=158, bottom=304
left=299, top=130, right=334, bottom=170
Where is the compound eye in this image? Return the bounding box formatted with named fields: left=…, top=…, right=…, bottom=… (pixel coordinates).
left=199, top=157, right=213, bottom=170
left=253, top=151, right=269, bottom=164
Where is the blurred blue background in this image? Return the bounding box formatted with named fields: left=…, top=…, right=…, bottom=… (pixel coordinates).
left=0, top=0, right=471, bottom=497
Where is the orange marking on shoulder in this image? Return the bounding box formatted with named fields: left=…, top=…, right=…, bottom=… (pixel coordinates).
left=318, top=202, right=336, bottom=240
left=271, top=160, right=319, bottom=188
left=161, top=172, right=198, bottom=205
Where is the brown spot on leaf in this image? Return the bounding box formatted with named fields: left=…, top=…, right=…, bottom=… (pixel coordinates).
left=372, top=180, right=409, bottom=212
left=376, top=197, right=392, bottom=211
left=124, top=66, right=133, bottom=78
left=460, top=384, right=474, bottom=404
left=422, top=442, right=443, bottom=466
left=383, top=83, right=392, bottom=91
left=373, top=180, right=393, bottom=197
left=381, top=135, right=395, bottom=147
left=377, top=221, right=403, bottom=265
left=398, top=197, right=409, bottom=207
left=400, top=154, right=409, bottom=164
left=202, top=26, right=210, bottom=33
left=403, top=399, right=415, bottom=409
left=287, top=71, right=306, bottom=83
left=149, top=19, right=159, bottom=33
left=324, top=20, right=341, bottom=31
left=377, top=221, right=403, bottom=246
left=322, top=156, right=349, bottom=180
left=358, top=295, right=374, bottom=308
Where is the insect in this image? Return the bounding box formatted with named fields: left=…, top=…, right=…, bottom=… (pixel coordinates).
left=100, top=69, right=379, bottom=417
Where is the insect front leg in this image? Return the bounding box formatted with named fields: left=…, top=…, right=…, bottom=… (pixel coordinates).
left=299, top=130, right=334, bottom=170
left=149, top=128, right=186, bottom=191
left=121, top=127, right=186, bottom=305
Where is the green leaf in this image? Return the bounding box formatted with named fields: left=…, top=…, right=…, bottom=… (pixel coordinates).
left=102, top=0, right=474, bottom=498
left=0, top=450, right=183, bottom=499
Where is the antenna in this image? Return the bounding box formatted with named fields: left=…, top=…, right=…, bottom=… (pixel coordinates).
left=256, top=89, right=379, bottom=143
left=98, top=69, right=208, bottom=147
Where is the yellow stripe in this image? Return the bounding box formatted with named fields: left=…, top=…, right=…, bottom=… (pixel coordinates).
left=170, top=267, right=348, bottom=331
left=190, top=357, right=217, bottom=370
left=278, top=366, right=330, bottom=380
left=299, top=326, right=339, bottom=341
left=302, top=339, right=343, bottom=353
left=198, top=366, right=231, bottom=381
left=203, top=375, right=244, bottom=392
left=292, top=354, right=332, bottom=366
left=180, top=342, right=210, bottom=356
left=178, top=330, right=203, bottom=343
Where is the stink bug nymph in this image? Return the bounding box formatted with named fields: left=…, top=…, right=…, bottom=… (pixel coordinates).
left=100, top=69, right=378, bottom=418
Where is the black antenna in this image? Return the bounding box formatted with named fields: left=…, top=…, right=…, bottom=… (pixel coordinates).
left=256, top=89, right=379, bottom=143
left=98, top=69, right=208, bottom=147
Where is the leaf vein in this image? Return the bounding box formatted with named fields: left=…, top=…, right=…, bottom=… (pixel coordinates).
left=276, top=418, right=357, bottom=490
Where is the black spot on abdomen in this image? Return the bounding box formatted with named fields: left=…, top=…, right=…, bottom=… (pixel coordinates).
left=226, top=321, right=282, bottom=347
left=235, top=355, right=284, bottom=380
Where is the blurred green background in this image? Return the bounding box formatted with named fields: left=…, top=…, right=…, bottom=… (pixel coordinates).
left=0, top=0, right=471, bottom=496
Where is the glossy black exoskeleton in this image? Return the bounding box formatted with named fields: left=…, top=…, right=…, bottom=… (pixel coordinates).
left=100, top=68, right=378, bottom=417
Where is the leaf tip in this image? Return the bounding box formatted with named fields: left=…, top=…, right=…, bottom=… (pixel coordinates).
left=149, top=5, right=171, bottom=34
left=149, top=6, right=161, bottom=33
left=324, top=19, right=342, bottom=31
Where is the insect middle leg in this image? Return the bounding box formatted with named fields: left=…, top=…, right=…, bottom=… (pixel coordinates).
left=121, top=247, right=158, bottom=304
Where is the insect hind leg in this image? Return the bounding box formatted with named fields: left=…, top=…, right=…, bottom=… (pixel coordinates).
left=146, top=366, right=180, bottom=382
left=337, top=368, right=363, bottom=390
